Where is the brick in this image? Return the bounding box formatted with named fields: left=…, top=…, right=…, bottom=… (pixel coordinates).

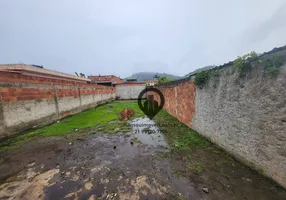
left=0, top=71, right=116, bottom=102
left=1, top=91, right=14, bottom=97
left=1, top=88, right=10, bottom=93
left=19, top=91, right=39, bottom=96
left=2, top=97, right=17, bottom=102
left=17, top=96, right=39, bottom=101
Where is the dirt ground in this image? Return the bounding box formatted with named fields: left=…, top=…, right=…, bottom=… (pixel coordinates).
left=0, top=117, right=286, bottom=200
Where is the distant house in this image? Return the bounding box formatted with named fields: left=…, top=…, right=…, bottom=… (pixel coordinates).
left=88, top=75, right=123, bottom=86
left=0, top=64, right=90, bottom=83
left=125, top=78, right=137, bottom=83
left=144, top=79, right=158, bottom=86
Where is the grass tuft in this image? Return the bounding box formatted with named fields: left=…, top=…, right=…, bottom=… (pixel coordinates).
left=153, top=110, right=215, bottom=153
left=0, top=100, right=144, bottom=152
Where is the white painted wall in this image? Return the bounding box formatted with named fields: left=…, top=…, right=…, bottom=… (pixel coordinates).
left=115, top=84, right=146, bottom=99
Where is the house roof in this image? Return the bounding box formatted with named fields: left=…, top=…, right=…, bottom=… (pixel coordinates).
left=88, top=75, right=123, bottom=84
left=0, top=64, right=90, bottom=82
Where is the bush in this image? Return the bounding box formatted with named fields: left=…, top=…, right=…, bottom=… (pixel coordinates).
left=157, top=76, right=173, bottom=84
left=194, top=70, right=211, bottom=88
left=233, top=51, right=257, bottom=76
left=264, top=53, right=286, bottom=76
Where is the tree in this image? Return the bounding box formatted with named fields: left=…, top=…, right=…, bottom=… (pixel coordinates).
left=158, top=76, right=173, bottom=84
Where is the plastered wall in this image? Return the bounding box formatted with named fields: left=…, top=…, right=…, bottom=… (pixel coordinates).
left=0, top=71, right=115, bottom=139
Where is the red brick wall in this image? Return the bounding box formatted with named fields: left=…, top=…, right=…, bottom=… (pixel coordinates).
left=0, top=87, right=115, bottom=102
left=0, top=71, right=115, bottom=102
left=1, top=88, right=54, bottom=102
left=150, top=81, right=196, bottom=127
left=176, top=81, right=196, bottom=126
left=88, top=75, right=123, bottom=84
left=153, top=86, right=177, bottom=117
left=116, top=83, right=146, bottom=86
left=0, top=70, right=116, bottom=139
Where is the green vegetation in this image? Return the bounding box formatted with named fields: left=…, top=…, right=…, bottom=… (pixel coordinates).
left=0, top=100, right=144, bottom=152
left=32, top=100, right=143, bottom=136
left=194, top=70, right=211, bottom=88
left=153, top=110, right=216, bottom=154
left=131, top=137, right=142, bottom=144
left=125, top=72, right=180, bottom=82
left=232, top=51, right=258, bottom=76
left=264, top=53, right=286, bottom=76
left=153, top=110, right=239, bottom=169
left=189, top=162, right=204, bottom=173
left=232, top=51, right=286, bottom=77
left=143, top=127, right=152, bottom=134
left=157, top=76, right=174, bottom=84
left=194, top=69, right=220, bottom=88
left=194, top=51, right=285, bottom=88
left=93, top=120, right=132, bottom=134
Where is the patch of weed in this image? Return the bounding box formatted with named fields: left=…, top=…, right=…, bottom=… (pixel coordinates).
left=152, top=109, right=243, bottom=171
left=194, top=70, right=211, bottom=88
left=143, top=127, right=152, bottom=134
left=0, top=100, right=144, bottom=152
left=232, top=51, right=257, bottom=77
left=93, top=121, right=132, bottom=134
left=153, top=110, right=215, bottom=154
left=35, top=100, right=143, bottom=137
left=194, top=68, right=221, bottom=89
left=189, top=162, right=204, bottom=173
left=264, top=53, right=286, bottom=76
left=0, top=131, right=41, bottom=152
left=156, top=152, right=170, bottom=159
left=131, top=137, right=142, bottom=144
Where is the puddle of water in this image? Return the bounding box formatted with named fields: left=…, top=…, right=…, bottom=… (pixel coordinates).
left=76, top=117, right=169, bottom=161
left=129, top=117, right=169, bottom=148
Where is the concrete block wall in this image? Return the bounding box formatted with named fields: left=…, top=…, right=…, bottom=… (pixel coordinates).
left=0, top=71, right=115, bottom=139
left=115, top=83, right=146, bottom=99
left=192, top=63, right=286, bottom=188
left=154, top=47, right=286, bottom=188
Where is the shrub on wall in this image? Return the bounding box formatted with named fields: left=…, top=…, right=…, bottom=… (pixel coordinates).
left=232, top=51, right=258, bottom=77
left=264, top=53, right=286, bottom=76
left=194, top=69, right=221, bottom=88
left=194, top=70, right=211, bottom=88
left=233, top=51, right=286, bottom=77
left=194, top=50, right=286, bottom=88
left=157, top=76, right=174, bottom=84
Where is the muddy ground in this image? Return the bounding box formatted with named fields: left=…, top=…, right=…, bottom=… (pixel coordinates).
left=0, top=117, right=286, bottom=200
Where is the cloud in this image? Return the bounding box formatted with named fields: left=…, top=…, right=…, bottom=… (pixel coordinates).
left=0, top=0, right=285, bottom=78
left=240, top=2, right=286, bottom=53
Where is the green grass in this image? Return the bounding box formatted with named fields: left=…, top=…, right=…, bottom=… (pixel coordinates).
left=0, top=100, right=144, bottom=152
left=0, top=99, right=235, bottom=168
left=131, top=137, right=142, bottom=144
left=153, top=110, right=241, bottom=172
left=35, top=100, right=143, bottom=137
left=142, top=127, right=152, bottom=134
left=153, top=110, right=215, bottom=154
left=189, top=162, right=204, bottom=173
left=93, top=120, right=132, bottom=134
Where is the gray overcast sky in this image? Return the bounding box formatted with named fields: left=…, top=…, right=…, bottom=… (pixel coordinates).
left=1, top=0, right=286, bottom=78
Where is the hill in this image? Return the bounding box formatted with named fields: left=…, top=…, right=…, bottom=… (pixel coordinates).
left=125, top=72, right=181, bottom=81
left=183, top=65, right=217, bottom=77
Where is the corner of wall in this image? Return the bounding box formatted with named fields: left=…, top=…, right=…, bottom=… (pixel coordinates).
left=0, top=87, right=6, bottom=138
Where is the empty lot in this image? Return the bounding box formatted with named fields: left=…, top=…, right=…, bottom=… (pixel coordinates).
left=0, top=101, right=285, bottom=200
